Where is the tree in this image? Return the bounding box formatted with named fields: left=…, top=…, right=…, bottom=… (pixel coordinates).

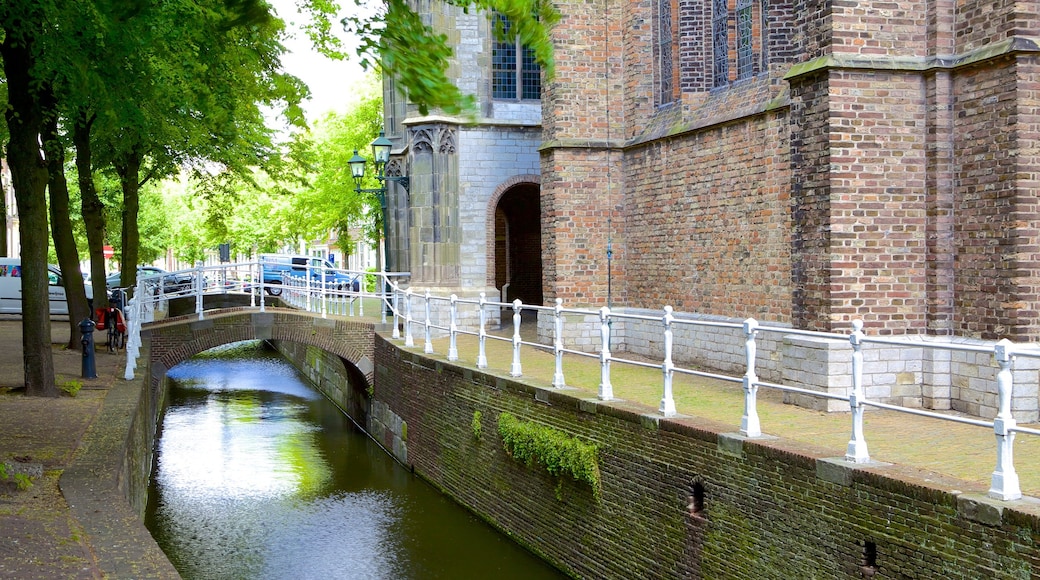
left=42, top=87, right=93, bottom=349
left=1, top=3, right=58, bottom=396
left=289, top=72, right=384, bottom=246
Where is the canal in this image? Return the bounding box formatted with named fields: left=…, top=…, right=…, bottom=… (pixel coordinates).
left=145, top=342, right=566, bottom=579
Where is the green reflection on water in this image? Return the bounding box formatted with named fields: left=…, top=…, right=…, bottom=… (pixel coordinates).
left=146, top=344, right=567, bottom=580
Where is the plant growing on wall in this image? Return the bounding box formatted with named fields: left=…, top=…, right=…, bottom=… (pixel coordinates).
left=472, top=410, right=483, bottom=441
left=497, top=412, right=600, bottom=499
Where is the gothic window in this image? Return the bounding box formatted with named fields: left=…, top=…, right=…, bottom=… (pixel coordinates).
left=736, top=0, right=754, bottom=79
left=712, top=0, right=729, bottom=88
left=492, top=13, right=541, bottom=100
left=654, top=0, right=676, bottom=106
left=711, top=0, right=765, bottom=87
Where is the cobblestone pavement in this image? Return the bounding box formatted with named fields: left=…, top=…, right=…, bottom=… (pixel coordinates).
left=0, top=317, right=176, bottom=579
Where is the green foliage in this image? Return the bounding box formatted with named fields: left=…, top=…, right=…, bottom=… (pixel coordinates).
left=497, top=412, right=600, bottom=498
left=344, top=0, right=557, bottom=116
left=289, top=75, right=385, bottom=246
left=472, top=410, right=483, bottom=440
left=60, top=380, right=83, bottom=397
left=0, top=463, right=35, bottom=491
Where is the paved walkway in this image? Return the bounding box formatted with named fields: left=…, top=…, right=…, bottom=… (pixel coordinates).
left=0, top=317, right=176, bottom=579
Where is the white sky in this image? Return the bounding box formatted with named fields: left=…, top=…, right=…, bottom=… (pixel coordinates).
left=269, top=0, right=372, bottom=123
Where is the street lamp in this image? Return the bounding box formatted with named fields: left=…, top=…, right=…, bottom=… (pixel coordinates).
left=349, top=130, right=410, bottom=276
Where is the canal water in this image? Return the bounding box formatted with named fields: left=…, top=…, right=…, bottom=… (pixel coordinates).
left=145, top=342, right=566, bottom=579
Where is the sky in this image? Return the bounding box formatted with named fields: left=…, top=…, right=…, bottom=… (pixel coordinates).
left=268, top=0, right=372, bottom=123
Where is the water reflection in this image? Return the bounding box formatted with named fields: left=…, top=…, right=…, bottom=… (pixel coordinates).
left=146, top=343, right=565, bottom=580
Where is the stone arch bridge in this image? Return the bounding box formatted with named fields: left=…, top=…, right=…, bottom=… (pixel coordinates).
left=144, top=307, right=388, bottom=389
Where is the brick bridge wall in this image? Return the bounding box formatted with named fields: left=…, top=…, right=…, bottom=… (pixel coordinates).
left=367, top=334, right=1040, bottom=579
left=145, top=308, right=383, bottom=387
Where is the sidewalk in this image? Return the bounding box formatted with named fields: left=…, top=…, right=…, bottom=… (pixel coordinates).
left=0, top=318, right=175, bottom=579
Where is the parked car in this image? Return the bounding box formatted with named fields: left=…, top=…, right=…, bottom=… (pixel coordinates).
left=106, top=266, right=195, bottom=294
left=0, top=258, right=93, bottom=315
left=259, top=254, right=360, bottom=296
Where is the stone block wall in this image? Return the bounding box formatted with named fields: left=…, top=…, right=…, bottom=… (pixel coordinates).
left=370, top=335, right=1040, bottom=579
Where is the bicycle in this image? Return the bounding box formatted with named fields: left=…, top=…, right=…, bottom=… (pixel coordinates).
left=96, top=289, right=128, bottom=353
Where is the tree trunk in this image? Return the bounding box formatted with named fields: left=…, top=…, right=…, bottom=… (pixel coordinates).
left=115, top=150, right=141, bottom=290
left=74, top=115, right=110, bottom=308
left=42, top=94, right=91, bottom=350
left=0, top=161, right=8, bottom=257
left=1, top=31, right=57, bottom=397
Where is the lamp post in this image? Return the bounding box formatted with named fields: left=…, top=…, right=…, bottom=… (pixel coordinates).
left=348, top=130, right=410, bottom=276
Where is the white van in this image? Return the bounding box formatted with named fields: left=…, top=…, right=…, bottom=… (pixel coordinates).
left=0, top=258, right=94, bottom=316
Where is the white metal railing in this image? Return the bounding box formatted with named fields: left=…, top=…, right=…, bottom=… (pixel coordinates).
left=120, top=266, right=1040, bottom=502
left=121, top=259, right=402, bottom=375
left=388, top=290, right=1040, bottom=502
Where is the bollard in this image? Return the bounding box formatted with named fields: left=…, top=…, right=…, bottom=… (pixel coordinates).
left=79, top=318, right=97, bottom=379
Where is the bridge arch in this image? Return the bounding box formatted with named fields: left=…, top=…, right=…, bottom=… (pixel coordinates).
left=145, top=308, right=381, bottom=391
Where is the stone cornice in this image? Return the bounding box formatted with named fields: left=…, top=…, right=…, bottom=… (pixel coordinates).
left=538, top=138, right=626, bottom=152
left=784, top=36, right=1040, bottom=81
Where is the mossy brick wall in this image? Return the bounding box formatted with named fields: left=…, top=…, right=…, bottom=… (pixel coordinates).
left=372, top=335, right=1040, bottom=579
left=145, top=308, right=381, bottom=385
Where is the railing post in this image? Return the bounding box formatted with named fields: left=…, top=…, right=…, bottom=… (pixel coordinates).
left=598, top=306, right=613, bottom=400
left=552, top=298, right=566, bottom=388
left=319, top=263, right=328, bottom=319
left=258, top=261, right=266, bottom=313
left=404, top=288, right=414, bottom=347
left=392, top=286, right=401, bottom=340
left=990, top=339, right=1022, bottom=500
left=448, top=294, right=459, bottom=361
left=510, top=299, right=523, bottom=377
left=845, top=320, right=870, bottom=463
left=304, top=263, right=312, bottom=313
left=660, top=306, right=677, bottom=417
left=195, top=261, right=204, bottom=320
left=424, top=289, right=434, bottom=354
left=740, top=317, right=761, bottom=436
left=477, top=293, right=488, bottom=369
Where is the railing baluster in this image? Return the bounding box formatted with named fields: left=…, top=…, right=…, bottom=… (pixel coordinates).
left=660, top=306, right=676, bottom=416
left=510, top=299, right=523, bottom=377
left=740, top=317, right=760, bottom=436
left=195, top=262, right=204, bottom=320
left=990, top=339, right=1022, bottom=500
left=553, top=298, right=566, bottom=388
left=258, top=262, right=266, bottom=313
left=404, top=288, right=414, bottom=347
left=846, top=320, right=870, bottom=463
left=448, top=294, right=459, bottom=361
left=477, top=293, right=488, bottom=368
left=392, top=287, right=401, bottom=340
left=424, top=289, right=433, bottom=354
left=599, top=306, right=613, bottom=400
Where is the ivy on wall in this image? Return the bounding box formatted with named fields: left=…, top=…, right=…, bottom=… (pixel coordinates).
left=497, top=412, right=601, bottom=499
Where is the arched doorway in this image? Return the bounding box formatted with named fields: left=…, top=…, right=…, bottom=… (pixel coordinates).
left=494, top=183, right=542, bottom=306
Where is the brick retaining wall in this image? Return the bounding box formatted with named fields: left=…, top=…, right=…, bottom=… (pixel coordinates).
left=369, top=334, right=1040, bottom=578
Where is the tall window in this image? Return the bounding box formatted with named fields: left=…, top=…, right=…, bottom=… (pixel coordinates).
left=712, top=0, right=729, bottom=88
left=654, top=0, right=676, bottom=106
left=736, top=0, right=754, bottom=79
left=492, top=13, right=541, bottom=100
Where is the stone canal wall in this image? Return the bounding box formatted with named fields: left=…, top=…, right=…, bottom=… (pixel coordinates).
left=358, top=334, right=1040, bottom=579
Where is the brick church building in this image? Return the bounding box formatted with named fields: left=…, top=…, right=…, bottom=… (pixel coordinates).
left=382, top=0, right=1040, bottom=343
